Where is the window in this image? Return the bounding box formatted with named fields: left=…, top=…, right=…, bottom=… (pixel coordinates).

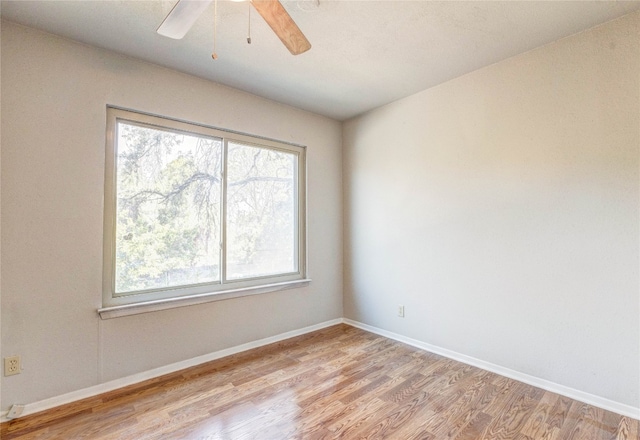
left=101, top=107, right=307, bottom=317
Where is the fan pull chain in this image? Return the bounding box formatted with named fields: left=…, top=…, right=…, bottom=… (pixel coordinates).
left=247, top=2, right=252, bottom=44
left=211, top=0, right=218, bottom=59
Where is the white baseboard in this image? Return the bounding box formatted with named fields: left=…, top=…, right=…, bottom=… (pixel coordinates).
left=343, top=318, right=640, bottom=420
left=4, top=317, right=638, bottom=423
left=0, top=318, right=343, bottom=423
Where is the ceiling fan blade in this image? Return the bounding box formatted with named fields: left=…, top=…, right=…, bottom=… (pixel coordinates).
left=157, top=0, right=213, bottom=39
left=250, top=0, right=311, bottom=55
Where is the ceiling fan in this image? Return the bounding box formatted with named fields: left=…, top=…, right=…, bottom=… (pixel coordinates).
left=157, top=0, right=311, bottom=55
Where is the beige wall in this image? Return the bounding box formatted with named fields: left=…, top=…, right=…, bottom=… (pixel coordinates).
left=0, top=21, right=343, bottom=409
left=344, top=12, right=639, bottom=408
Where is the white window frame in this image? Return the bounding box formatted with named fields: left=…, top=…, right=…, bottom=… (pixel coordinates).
left=99, top=107, right=309, bottom=319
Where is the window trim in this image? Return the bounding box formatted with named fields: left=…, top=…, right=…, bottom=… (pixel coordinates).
left=101, top=107, right=308, bottom=318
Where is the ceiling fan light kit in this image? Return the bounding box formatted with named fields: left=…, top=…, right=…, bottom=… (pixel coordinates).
left=157, top=0, right=311, bottom=56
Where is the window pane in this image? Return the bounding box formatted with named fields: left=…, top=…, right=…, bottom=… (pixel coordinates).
left=226, top=142, right=297, bottom=280
left=115, top=122, right=222, bottom=293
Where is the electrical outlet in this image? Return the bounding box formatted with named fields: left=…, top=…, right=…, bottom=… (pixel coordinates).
left=398, top=305, right=405, bottom=318
left=4, top=355, right=21, bottom=376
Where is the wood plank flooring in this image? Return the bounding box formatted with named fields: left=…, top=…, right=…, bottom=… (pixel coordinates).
left=1, top=324, right=637, bottom=439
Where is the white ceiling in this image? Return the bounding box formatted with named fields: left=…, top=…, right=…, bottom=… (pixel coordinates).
left=2, top=0, right=639, bottom=120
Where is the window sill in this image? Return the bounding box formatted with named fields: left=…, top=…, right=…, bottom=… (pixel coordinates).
left=98, top=279, right=311, bottom=319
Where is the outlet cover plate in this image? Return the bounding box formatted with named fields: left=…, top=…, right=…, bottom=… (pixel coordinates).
left=4, top=355, right=21, bottom=376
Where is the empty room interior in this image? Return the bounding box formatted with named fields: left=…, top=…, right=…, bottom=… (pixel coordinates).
left=1, top=0, right=639, bottom=438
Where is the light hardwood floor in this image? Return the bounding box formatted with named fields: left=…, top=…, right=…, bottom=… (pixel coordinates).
left=1, top=324, right=637, bottom=439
